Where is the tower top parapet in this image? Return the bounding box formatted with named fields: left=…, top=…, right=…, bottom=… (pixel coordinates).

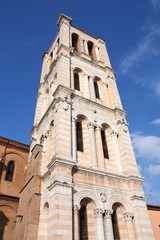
left=57, top=14, right=73, bottom=28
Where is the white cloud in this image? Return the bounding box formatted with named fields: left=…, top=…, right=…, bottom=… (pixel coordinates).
left=131, top=132, right=160, bottom=161
left=120, top=24, right=160, bottom=74
left=150, top=0, right=160, bottom=10
left=147, top=164, right=160, bottom=175
left=151, top=118, right=160, bottom=125
left=152, top=81, right=160, bottom=96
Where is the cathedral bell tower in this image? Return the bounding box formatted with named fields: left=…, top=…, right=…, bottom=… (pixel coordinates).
left=15, top=14, right=154, bottom=240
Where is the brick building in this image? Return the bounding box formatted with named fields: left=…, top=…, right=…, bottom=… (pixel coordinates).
left=14, top=14, right=154, bottom=239
left=0, top=136, right=29, bottom=240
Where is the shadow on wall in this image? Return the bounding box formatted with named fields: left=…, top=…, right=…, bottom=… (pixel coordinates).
left=0, top=211, right=9, bottom=240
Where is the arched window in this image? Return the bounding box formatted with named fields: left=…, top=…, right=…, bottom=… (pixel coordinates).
left=72, top=33, right=80, bottom=52
left=87, top=41, right=97, bottom=61
left=74, top=73, right=80, bottom=91
left=5, top=161, right=15, bottom=182
left=101, top=129, right=109, bottom=159
left=94, top=81, right=100, bottom=99
left=76, top=122, right=83, bottom=152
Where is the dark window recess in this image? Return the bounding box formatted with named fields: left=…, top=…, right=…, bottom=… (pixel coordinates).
left=87, top=41, right=93, bottom=56
left=76, top=122, right=83, bottom=152
left=80, top=206, right=88, bottom=240
left=94, top=81, right=100, bottom=99
left=74, top=73, right=80, bottom=91
left=112, top=210, right=120, bottom=240
left=72, top=33, right=78, bottom=51
left=101, top=130, right=109, bottom=159
left=5, top=161, right=15, bottom=182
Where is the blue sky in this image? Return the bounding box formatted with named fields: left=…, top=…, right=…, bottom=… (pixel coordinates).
left=0, top=0, right=160, bottom=204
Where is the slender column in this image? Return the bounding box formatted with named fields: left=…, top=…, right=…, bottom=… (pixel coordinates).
left=111, top=131, right=123, bottom=174
left=79, top=38, right=85, bottom=53
left=89, top=76, right=96, bottom=101
left=74, top=205, right=80, bottom=240
left=71, top=67, right=74, bottom=89
left=84, top=40, right=89, bottom=54
left=95, top=126, right=105, bottom=169
left=101, top=82, right=110, bottom=107
left=94, top=208, right=105, bottom=240
left=72, top=117, right=77, bottom=162
left=94, top=45, right=100, bottom=61
left=104, top=209, right=114, bottom=240
left=124, top=212, right=135, bottom=239
left=84, top=74, right=90, bottom=99
left=87, top=122, right=97, bottom=168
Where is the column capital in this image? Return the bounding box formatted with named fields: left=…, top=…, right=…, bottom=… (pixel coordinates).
left=110, top=130, right=118, bottom=137
left=74, top=205, right=80, bottom=215
left=123, top=212, right=134, bottom=221
left=104, top=209, right=113, bottom=219
left=72, top=116, right=77, bottom=122
left=87, top=122, right=95, bottom=129
left=94, top=208, right=103, bottom=218
left=95, top=125, right=102, bottom=131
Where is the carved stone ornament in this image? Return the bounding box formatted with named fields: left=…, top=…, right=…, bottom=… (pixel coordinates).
left=123, top=212, right=134, bottom=221
left=117, top=118, right=128, bottom=133
left=100, top=192, right=107, bottom=202
left=94, top=208, right=103, bottom=218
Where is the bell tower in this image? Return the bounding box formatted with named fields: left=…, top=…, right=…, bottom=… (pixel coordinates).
left=15, top=14, right=154, bottom=240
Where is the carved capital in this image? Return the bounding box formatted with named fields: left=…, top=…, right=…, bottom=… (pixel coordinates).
left=104, top=209, right=113, bottom=218
left=74, top=205, right=80, bottom=215
left=94, top=208, right=103, bottom=218
left=124, top=212, right=134, bottom=221
left=110, top=130, right=118, bottom=137
left=87, top=122, right=95, bottom=129
left=72, top=116, right=77, bottom=122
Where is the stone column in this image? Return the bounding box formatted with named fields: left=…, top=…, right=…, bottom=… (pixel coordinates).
left=71, top=67, right=74, bottom=89
left=84, top=40, right=89, bottom=55
left=89, top=76, right=96, bottom=101
left=95, top=126, right=105, bottom=169
left=101, top=82, right=110, bottom=107
left=104, top=209, right=114, bottom=240
left=94, top=45, right=100, bottom=61
left=74, top=205, right=80, bottom=240
left=124, top=212, right=135, bottom=240
left=88, top=122, right=97, bottom=168
left=84, top=74, right=90, bottom=99
left=94, top=208, right=105, bottom=240
left=111, top=131, right=123, bottom=174
left=72, top=117, right=77, bottom=162
left=79, top=38, right=85, bottom=53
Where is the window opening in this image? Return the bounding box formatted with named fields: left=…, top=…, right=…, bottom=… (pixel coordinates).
left=76, top=122, right=83, bottom=152
left=72, top=33, right=79, bottom=52
left=112, top=210, right=120, bottom=240
left=101, top=130, right=109, bottom=159
left=5, top=161, right=15, bottom=182
left=74, top=73, right=80, bottom=91
left=80, top=206, right=88, bottom=240
left=94, top=81, right=100, bottom=99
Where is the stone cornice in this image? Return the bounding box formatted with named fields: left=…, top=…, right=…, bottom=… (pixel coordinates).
left=0, top=136, right=29, bottom=152
left=0, top=194, right=19, bottom=202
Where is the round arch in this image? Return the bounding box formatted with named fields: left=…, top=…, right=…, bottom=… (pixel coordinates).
left=107, top=194, right=131, bottom=212
left=74, top=190, right=103, bottom=209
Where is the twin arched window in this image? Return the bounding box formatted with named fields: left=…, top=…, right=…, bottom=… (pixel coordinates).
left=5, top=161, right=15, bottom=182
